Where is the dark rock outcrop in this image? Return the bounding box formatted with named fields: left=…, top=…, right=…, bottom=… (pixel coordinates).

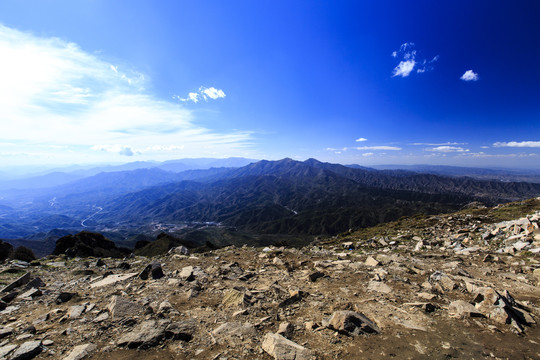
left=52, top=231, right=130, bottom=258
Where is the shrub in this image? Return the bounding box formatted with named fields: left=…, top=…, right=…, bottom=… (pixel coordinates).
left=11, top=246, right=36, bottom=262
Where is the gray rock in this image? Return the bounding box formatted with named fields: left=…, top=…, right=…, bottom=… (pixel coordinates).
left=324, top=310, right=380, bottom=335
left=262, top=333, right=312, bottom=360
left=18, top=288, right=42, bottom=299
left=211, top=322, right=256, bottom=343
left=0, top=327, right=13, bottom=339
left=365, top=256, right=380, bottom=267
left=107, top=296, right=144, bottom=320
left=9, top=340, right=42, bottom=360
left=93, top=311, right=109, bottom=323
left=0, top=344, right=17, bottom=358
left=139, top=262, right=164, bottom=280
left=2, top=273, right=31, bottom=293
left=24, top=278, right=45, bottom=290
left=222, top=289, right=252, bottom=308
left=89, top=273, right=137, bottom=288
left=367, top=281, right=392, bottom=294
left=117, top=320, right=167, bottom=349
left=165, top=321, right=196, bottom=342
left=430, top=271, right=456, bottom=292
left=68, top=305, right=86, bottom=319
left=55, top=292, right=76, bottom=304
left=169, top=246, right=189, bottom=255
left=277, top=322, right=294, bottom=339
left=62, top=343, right=97, bottom=360
left=448, top=300, right=484, bottom=318
left=179, top=266, right=195, bottom=281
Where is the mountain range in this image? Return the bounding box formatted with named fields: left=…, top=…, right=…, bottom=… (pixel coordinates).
left=1, top=158, right=540, bottom=250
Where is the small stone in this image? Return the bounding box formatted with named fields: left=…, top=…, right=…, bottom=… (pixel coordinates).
left=365, top=256, right=380, bottom=267
left=307, top=271, right=325, bottom=282
left=68, top=305, right=86, bottom=319
left=90, top=273, right=137, bottom=288
left=276, top=322, right=294, bottom=339
left=179, top=266, right=195, bottom=281
left=62, top=343, right=97, bottom=360
left=56, top=292, right=77, bottom=304
left=139, top=263, right=164, bottom=280
left=0, top=327, right=13, bottom=339
left=222, top=289, right=251, bottom=308
left=417, top=292, right=437, bottom=300
left=93, top=312, right=109, bottom=323
left=18, top=288, right=42, bottom=299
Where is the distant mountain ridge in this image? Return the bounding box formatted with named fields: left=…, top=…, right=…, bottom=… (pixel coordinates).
left=92, top=158, right=540, bottom=235
left=1, top=158, right=540, bottom=240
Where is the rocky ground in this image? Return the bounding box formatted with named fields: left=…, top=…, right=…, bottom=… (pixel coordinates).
left=1, top=199, right=540, bottom=360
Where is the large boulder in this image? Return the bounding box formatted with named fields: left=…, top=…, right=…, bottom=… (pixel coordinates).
left=262, top=333, right=313, bottom=360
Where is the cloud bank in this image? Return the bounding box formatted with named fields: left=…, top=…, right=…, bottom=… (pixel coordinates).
left=493, top=141, right=540, bottom=148
left=0, top=24, right=250, bottom=165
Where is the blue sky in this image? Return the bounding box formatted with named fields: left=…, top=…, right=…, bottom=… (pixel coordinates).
left=0, top=0, right=539, bottom=168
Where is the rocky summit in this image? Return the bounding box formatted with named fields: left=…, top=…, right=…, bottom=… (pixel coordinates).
left=0, top=199, right=539, bottom=359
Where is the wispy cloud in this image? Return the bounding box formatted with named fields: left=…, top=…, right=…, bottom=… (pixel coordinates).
left=326, top=145, right=401, bottom=152
left=410, top=142, right=466, bottom=146
left=493, top=141, right=540, bottom=148
left=458, top=152, right=538, bottom=158
left=391, top=43, right=438, bottom=78
left=0, top=24, right=251, bottom=165
left=356, top=146, right=401, bottom=151
left=355, top=137, right=368, bottom=142
left=425, top=146, right=469, bottom=152
left=460, top=70, right=479, bottom=81
left=175, top=86, right=226, bottom=103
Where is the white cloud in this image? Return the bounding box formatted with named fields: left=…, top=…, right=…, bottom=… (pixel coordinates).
left=356, top=146, right=402, bottom=151
left=460, top=70, right=479, bottom=81
left=458, top=152, right=538, bottom=158
left=391, top=43, right=438, bottom=78
left=425, top=146, right=469, bottom=152
left=177, top=86, right=226, bottom=103
left=326, top=145, right=401, bottom=152
left=0, top=24, right=251, bottom=165
left=355, top=137, right=368, bottom=142
left=362, top=152, right=374, bottom=157
left=410, top=142, right=466, bottom=146
left=392, top=60, right=416, bottom=78
left=493, top=141, right=540, bottom=148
